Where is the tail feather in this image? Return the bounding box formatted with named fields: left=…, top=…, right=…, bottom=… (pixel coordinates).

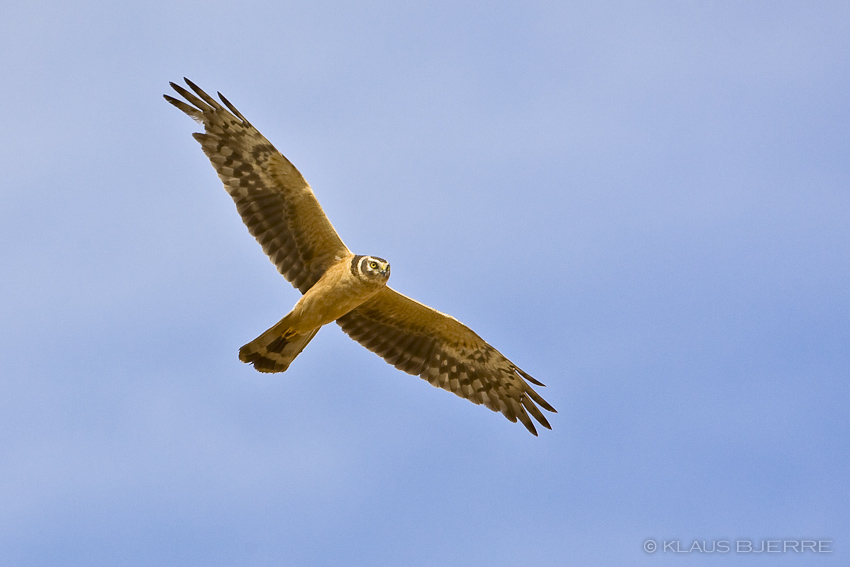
left=239, top=323, right=320, bottom=373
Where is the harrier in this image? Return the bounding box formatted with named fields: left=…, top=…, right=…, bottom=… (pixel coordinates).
left=165, top=79, right=555, bottom=434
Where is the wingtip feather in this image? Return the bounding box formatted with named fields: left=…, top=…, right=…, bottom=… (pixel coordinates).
left=517, top=367, right=545, bottom=387
left=184, top=77, right=220, bottom=108
left=218, top=91, right=251, bottom=125
left=164, top=94, right=204, bottom=121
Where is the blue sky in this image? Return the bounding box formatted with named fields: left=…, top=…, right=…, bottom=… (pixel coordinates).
left=2, top=1, right=848, bottom=565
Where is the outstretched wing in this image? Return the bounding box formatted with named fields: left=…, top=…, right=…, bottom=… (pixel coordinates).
left=165, top=78, right=349, bottom=293
left=336, top=288, right=556, bottom=435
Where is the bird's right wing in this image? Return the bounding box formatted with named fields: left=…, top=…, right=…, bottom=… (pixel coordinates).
left=165, top=78, right=349, bottom=293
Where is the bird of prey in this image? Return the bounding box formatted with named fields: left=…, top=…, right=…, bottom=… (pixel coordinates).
left=165, top=78, right=556, bottom=435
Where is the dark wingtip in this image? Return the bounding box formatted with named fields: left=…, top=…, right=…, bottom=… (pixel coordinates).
left=217, top=91, right=250, bottom=124
left=517, top=367, right=545, bottom=387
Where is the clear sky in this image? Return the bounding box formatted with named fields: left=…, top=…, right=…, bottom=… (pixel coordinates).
left=2, top=1, right=848, bottom=565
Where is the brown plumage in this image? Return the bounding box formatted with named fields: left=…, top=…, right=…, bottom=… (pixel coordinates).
left=165, top=78, right=556, bottom=435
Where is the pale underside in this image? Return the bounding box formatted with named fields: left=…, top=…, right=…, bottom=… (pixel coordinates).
left=165, top=78, right=556, bottom=435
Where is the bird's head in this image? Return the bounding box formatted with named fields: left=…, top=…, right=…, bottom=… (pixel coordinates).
left=355, top=255, right=391, bottom=283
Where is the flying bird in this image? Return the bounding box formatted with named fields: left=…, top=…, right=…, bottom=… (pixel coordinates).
left=165, top=78, right=556, bottom=434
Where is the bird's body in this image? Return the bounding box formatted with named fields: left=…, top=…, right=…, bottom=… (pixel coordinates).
left=240, top=254, right=390, bottom=372
left=166, top=79, right=556, bottom=434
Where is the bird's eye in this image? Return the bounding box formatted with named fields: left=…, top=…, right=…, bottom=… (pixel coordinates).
left=369, top=261, right=378, bottom=269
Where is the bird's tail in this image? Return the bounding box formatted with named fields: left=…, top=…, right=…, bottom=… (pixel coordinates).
left=238, top=320, right=320, bottom=373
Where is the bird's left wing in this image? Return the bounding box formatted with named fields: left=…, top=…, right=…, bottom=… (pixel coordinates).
left=336, top=287, right=556, bottom=435
left=165, top=79, right=350, bottom=293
